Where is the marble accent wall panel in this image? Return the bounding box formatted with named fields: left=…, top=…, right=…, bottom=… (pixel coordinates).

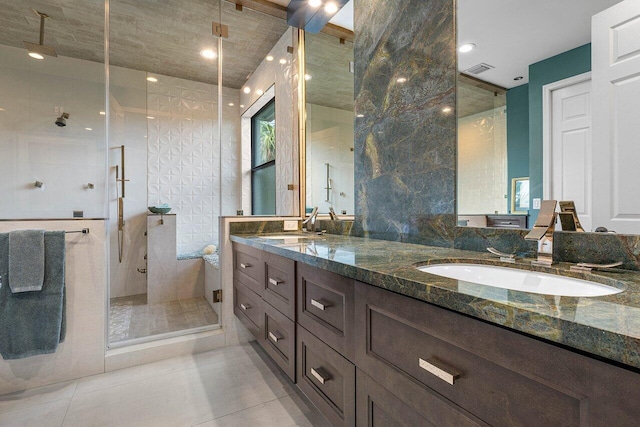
left=353, top=0, right=457, bottom=246
left=147, top=75, right=240, bottom=254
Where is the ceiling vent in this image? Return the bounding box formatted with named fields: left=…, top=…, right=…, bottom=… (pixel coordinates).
left=465, top=63, right=494, bottom=75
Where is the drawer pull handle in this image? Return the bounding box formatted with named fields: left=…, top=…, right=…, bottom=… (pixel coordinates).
left=268, top=331, right=282, bottom=343
left=240, top=263, right=251, bottom=269
left=269, top=278, right=282, bottom=286
left=310, top=367, right=330, bottom=384
left=310, top=299, right=329, bottom=311
left=240, top=303, right=251, bottom=311
left=419, top=357, right=460, bottom=385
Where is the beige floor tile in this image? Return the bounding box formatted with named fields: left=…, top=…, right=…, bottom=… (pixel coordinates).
left=194, top=392, right=331, bottom=427
left=0, top=398, right=70, bottom=427
left=0, top=380, right=77, bottom=414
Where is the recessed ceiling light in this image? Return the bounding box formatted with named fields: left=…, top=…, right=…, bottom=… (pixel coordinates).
left=240, top=104, right=244, bottom=108
left=200, top=49, right=217, bottom=59
left=99, top=111, right=106, bottom=115
left=228, top=103, right=234, bottom=106
left=458, top=43, right=476, bottom=53
left=305, top=74, right=312, bottom=81
left=85, top=127, right=92, bottom=131
left=279, top=58, right=287, bottom=65
left=0, top=108, right=6, bottom=112
left=356, top=114, right=364, bottom=118
left=243, top=87, right=251, bottom=94
left=146, top=76, right=158, bottom=82
left=514, top=76, right=524, bottom=81
left=146, top=116, right=155, bottom=119
left=28, top=52, right=44, bottom=60
left=396, top=77, right=407, bottom=83
left=256, top=89, right=264, bottom=95
left=442, top=106, right=452, bottom=113
left=309, top=0, right=322, bottom=7
left=324, top=2, right=339, bottom=13
left=266, top=55, right=274, bottom=61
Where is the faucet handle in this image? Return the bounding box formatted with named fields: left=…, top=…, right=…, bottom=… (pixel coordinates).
left=570, top=261, right=623, bottom=273
left=487, top=247, right=517, bottom=263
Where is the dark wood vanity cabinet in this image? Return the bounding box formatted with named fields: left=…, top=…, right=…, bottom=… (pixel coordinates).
left=233, top=242, right=640, bottom=427
left=354, top=282, right=640, bottom=426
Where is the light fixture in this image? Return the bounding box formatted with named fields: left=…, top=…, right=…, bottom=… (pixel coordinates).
left=279, top=58, right=287, bottom=65
left=309, top=0, right=322, bottom=7
left=458, top=43, right=476, bottom=53
left=240, top=104, right=244, bottom=108
left=85, top=127, right=92, bottom=131
left=396, top=77, right=407, bottom=83
left=256, top=89, right=264, bottom=95
left=514, top=76, right=524, bottom=81
left=442, top=107, right=452, bottom=113
left=99, top=111, right=106, bottom=115
left=243, top=87, right=251, bottom=94
left=146, top=116, right=155, bottom=119
left=228, top=103, right=234, bottom=106
left=324, top=2, right=339, bottom=13
left=200, top=49, right=217, bottom=59
left=24, top=11, right=57, bottom=60
left=305, top=74, right=312, bottom=81
left=266, top=55, right=274, bottom=61
left=356, top=114, right=364, bottom=118
left=146, top=76, right=158, bottom=82
left=0, top=108, right=6, bottom=112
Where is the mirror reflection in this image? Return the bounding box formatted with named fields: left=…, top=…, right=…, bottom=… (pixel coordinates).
left=305, top=23, right=355, bottom=216
left=456, top=0, right=626, bottom=232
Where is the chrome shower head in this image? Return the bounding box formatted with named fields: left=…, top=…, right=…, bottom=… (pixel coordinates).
left=55, top=112, right=69, bottom=127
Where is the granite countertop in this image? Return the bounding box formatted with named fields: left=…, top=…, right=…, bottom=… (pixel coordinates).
left=230, top=232, right=640, bottom=370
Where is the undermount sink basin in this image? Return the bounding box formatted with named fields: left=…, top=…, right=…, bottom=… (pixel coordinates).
left=417, top=263, right=622, bottom=297
left=259, top=234, right=319, bottom=241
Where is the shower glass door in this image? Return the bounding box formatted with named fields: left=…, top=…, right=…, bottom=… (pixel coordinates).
left=107, top=0, right=223, bottom=346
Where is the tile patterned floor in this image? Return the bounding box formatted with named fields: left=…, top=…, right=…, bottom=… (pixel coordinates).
left=109, top=294, right=219, bottom=343
left=0, top=343, right=330, bottom=427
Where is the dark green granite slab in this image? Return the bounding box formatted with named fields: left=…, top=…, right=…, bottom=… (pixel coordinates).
left=231, top=232, right=640, bottom=370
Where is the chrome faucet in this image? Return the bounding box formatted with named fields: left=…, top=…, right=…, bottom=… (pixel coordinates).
left=303, top=207, right=319, bottom=232
left=525, top=200, right=557, bottom=266
left=328, top=207, right=340, bottom=221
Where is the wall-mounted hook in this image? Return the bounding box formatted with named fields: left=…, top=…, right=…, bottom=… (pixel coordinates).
left=34, top=180, right=44, bottom=188
left=85, top=183, right=94, bottom=190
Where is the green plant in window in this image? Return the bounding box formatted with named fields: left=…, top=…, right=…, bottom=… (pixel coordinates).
left=260, top=120, right=276, bottom=163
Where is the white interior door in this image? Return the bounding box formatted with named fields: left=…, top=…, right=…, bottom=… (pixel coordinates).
left=592, top=0, right=640, bottom=234
left=547, top=77, right=593, bottom=231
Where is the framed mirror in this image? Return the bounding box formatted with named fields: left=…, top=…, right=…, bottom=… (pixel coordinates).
left=456, top=0, right=626, bottom=232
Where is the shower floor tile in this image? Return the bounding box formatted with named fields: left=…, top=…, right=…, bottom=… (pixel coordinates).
left=109, top=294, right=219, bottom=344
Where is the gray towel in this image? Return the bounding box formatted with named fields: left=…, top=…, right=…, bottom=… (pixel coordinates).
left=8, top=229, right=45, bottom=293
left=0, top=231, right=66, bottom=359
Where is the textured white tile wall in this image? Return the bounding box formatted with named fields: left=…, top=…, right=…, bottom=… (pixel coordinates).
left=458, top=107, right=508, bottom=215
left=147, top=75, right=240, bottom=254
left=240, top=29, right=298, bottom=216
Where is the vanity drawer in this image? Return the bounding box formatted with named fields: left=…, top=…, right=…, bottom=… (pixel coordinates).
left=233, top=243, right=264, bottom=296
left=355, top=369, right=483, bottom=427
left=263, top=301, right=296, bottom=382
left=297, top=325, right=355, bottom=427
left=297, top=263, right=354, bottom=361
left=354, top=282, right=582, bottom=427
left=233, top=280, right=263, bottom=340
left=263, top=252, right=296, bottom=320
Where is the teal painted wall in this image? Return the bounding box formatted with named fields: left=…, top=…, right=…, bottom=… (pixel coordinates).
left=528, top=43, right=591, bottom=225
left=506, top=84, right=529, bottom=215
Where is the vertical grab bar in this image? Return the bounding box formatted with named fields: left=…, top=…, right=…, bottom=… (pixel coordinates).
left=115, top=145, right=128, bottom=263
left=325, top=163, right=331, bottom=202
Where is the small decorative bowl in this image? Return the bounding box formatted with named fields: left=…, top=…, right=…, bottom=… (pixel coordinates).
left=148, top=206, right=171, bottom=214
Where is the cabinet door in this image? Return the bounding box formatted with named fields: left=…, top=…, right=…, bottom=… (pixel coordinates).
left=354, top=281, right=640, bottom=426
left=263, top=252, right=296, bottom=320
left=233, top=243, right=264, bottom=296
left=297, top=325, right=355, bottom=427
left=233, top=281, right=263, bottom=341
left=297, top=263, right=354, bottom=361
left=355, top=369, right=482, bottom=427
left=263, top=301, right=296, bottom=382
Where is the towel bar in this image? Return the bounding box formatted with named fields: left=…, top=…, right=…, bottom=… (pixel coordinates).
left=65, top=228, right=89, bottom=234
